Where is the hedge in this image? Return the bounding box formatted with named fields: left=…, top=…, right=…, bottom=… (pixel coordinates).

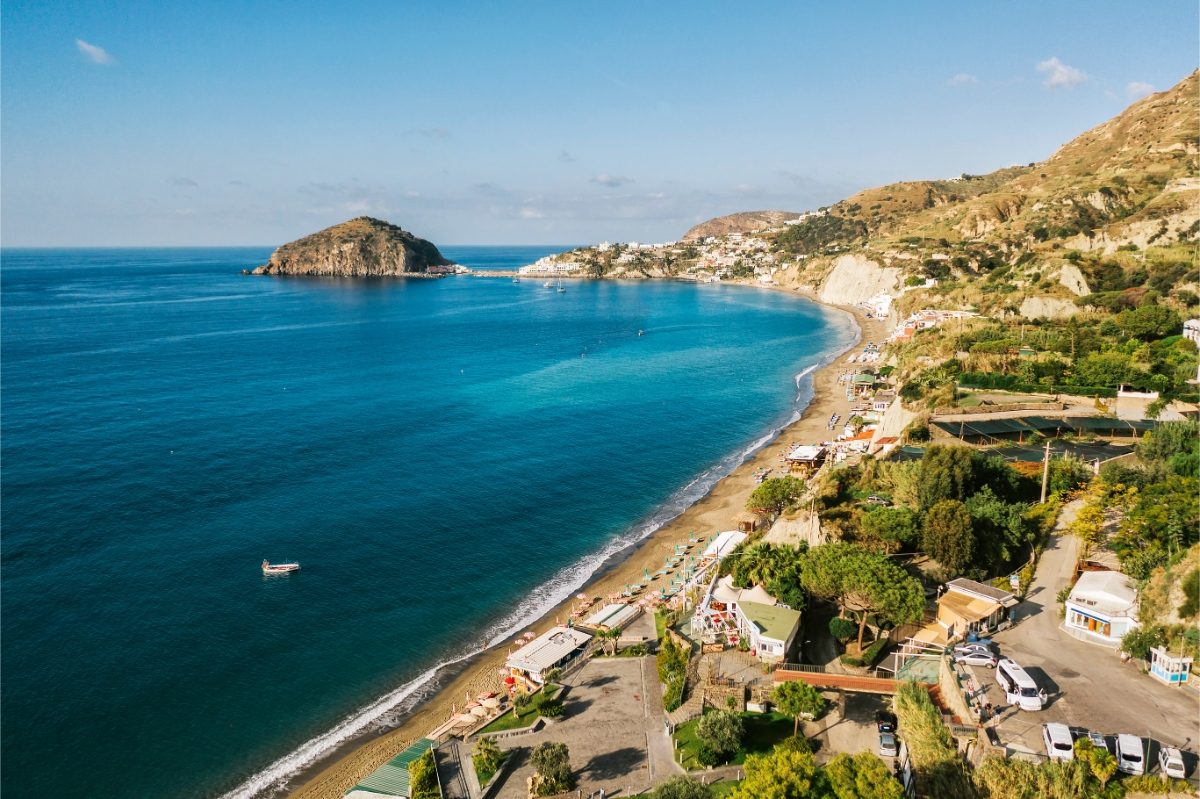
left=958, top=372, right=1118, bottom=398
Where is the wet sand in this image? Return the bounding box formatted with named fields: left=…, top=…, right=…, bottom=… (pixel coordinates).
left=287, top=293, right=888, bottom=799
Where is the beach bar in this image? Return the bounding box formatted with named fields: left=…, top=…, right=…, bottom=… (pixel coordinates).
left=785, top=444, right=827, bottom=476
left=505, top=626, right=591, bottom=684
left=582, top=603, right=641, bottom=632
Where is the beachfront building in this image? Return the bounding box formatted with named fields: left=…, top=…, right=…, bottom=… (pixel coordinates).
left=1064, top=571, right=1138, bottom=647
left=505, top=626, right=592, bottom=685
left=691, top=575, right=802, bottom=663
left=581, top=603, right=641, bottom=633
left=934, top=578, right=1018, bottom=643
left=785, top=444, right=827, bottom=476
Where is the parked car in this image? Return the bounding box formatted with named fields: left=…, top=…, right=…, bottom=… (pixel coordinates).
left=875, top=710, right=897, bottom=732
left=1086, top=731, right=1109, bottom=752
left=955, top=650, right=998, bottom=668
left=1043, top=723, right=1075, bottom=761
left=1158, top=747, right=1187, bottom=779
left=879, top=730, right=899, bottom=757
left=953, top=642, right=997, bottom=659
left=865, top=495, right=891, bottom=506
left=1115, top=734, right=1146, bottom=775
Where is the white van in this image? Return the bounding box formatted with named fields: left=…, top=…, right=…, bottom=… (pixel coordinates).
left=1115, top=734, right=1145, bottom=775
left=996, top=658, right=1047, bottom=711
left=1043, top=723, right=1075, bottom=761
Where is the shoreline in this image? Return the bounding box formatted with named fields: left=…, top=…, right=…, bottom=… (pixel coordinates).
left=271, top=284, right=886, bottom=799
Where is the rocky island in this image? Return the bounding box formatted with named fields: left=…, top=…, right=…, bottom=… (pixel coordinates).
left=249, top=216, right=455, bottom=277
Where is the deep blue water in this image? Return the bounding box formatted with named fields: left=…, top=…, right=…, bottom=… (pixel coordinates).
left=0, top=247, right=854, bottom=798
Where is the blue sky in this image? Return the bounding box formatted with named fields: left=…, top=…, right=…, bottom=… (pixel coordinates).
left=2, top=1, right=1196, bottom=246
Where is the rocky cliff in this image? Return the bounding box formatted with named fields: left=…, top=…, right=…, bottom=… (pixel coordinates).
left=251, top=217, right=453, bottom=277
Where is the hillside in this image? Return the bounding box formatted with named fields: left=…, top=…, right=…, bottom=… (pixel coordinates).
left=770, top=71, right=1199, bottom=315
left=251, top=217, right=453, bottom=277
left=682, top=210, right=803, bottom=241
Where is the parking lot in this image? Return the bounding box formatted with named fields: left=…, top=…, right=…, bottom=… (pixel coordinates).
left=807, top=690, right=894, bottom=765
left=960, top=525, right=1199, bottom=778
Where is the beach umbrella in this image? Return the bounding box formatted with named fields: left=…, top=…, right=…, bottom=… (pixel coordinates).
left=576, top=593, right=588, bottom=600
left=643, top=568, right=651, bottom=581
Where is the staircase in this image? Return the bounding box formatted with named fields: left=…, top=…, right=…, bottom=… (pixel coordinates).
left=666, top=655, right=712, bottom=727
left=434, top=739, right=474, bottom=799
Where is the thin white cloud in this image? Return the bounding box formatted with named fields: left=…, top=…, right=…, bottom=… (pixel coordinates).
left=1036, top=57, right=1086, bottom=89
left=404, top=127, right=451, bottom=140
left=1126, top=81, right=1155, bottom=99
left=948, top=73, right=978, bottom=87
left=519, top=207, right=544, bottom=219
left=75, top=38, right=114, bottom=65
left=590, top=173, right=632, bottom=188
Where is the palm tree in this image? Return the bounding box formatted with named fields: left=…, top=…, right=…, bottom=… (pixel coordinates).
left=596, top=627, right=620, bottom=656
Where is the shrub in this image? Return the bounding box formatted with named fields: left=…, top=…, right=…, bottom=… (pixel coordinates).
left=1180, top=570, right=1200, bottom=618
left=530, top=741, right=572, bottom=795
left=472, top=738, right=506, bottom=785
left=652, top=775, right=715, bottom=799
left=1121, top=625, right=1168, bottom=660
left=696, top=710, right=745, bottom=761
left=829, top=617, right=857, bottom=642
left=408, top=749, right=439, bottom=799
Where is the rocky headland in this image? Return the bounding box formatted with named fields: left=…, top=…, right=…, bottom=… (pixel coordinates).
left=249, top=217, right=454, bottom=277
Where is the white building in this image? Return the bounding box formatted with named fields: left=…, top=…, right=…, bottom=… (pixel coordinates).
left=518, top=258, right=581, bottom=276
left=691, top=575, right=801, bottom=663
left=1183, top=318, right=1200, bottom=345
left=505, top=626, right=592, bottom=683
left=1064, top=571, right=1138, bottom=648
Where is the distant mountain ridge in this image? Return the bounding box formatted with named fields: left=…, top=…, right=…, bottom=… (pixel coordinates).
left=251, top=217, right=452, bottom=277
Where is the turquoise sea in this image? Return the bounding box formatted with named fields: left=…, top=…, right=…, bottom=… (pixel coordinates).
left=0, top=246, right=855, bottom=797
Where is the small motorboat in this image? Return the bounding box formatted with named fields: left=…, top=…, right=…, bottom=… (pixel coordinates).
left=262, top=559, right=300, bottom=575
left=543, top=281, right=553, bottom=288
left=512, top=277, right=520, bottom=283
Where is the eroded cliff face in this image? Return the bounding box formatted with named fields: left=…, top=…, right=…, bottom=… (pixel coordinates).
left=251, top=217, right=452, bottom=276
left=817, top=254, right=901, bottom=306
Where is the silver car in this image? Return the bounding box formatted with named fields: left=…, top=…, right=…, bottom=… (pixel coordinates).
left=954, top=650, right=998, bottom=668
left=879, top=730, right=899, bottom=757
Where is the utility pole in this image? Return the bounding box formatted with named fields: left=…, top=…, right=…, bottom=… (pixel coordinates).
left=1040, top=439, right=1052, bottom=504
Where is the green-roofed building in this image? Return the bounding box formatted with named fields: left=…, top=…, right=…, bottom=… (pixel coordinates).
left=346, top=738, right=434, bottom=798
left=737, top=601, right=802, bottom=664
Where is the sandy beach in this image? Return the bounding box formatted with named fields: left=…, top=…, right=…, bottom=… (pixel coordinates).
left=287, top=290, right=888, bottom=799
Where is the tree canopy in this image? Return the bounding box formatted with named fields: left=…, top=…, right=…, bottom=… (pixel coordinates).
left=729, top=747, right=828, bottom=799
left=774, top=681, right=827, bottom=735
left=826, top=752, right=906, bottom=799
left=747, top=476, right=808, bottom=518
left=922, top=499, right=974, bottom=574
left=799, top=543, right=925, bottom=647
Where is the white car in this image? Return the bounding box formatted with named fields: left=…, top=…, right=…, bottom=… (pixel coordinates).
left=1159, top=746, right=1186, bottom=779
left=1043, top=723, right=1075, bottom=761
left=1115, top=734, right=1145, bottom=775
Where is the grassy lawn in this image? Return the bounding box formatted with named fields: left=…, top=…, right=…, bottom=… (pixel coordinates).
left=476, top=686, right=559, bottom=734
left=672, top=711, right=794, bottom=770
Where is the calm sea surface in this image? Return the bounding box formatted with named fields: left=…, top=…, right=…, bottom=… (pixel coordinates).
left=0, top=246, right=854, bottom=797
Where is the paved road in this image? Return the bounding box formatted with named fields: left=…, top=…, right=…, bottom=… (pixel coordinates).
left=975, top=501, right=1199, bottom=772
left=491, top=656, right=680, bottom=798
